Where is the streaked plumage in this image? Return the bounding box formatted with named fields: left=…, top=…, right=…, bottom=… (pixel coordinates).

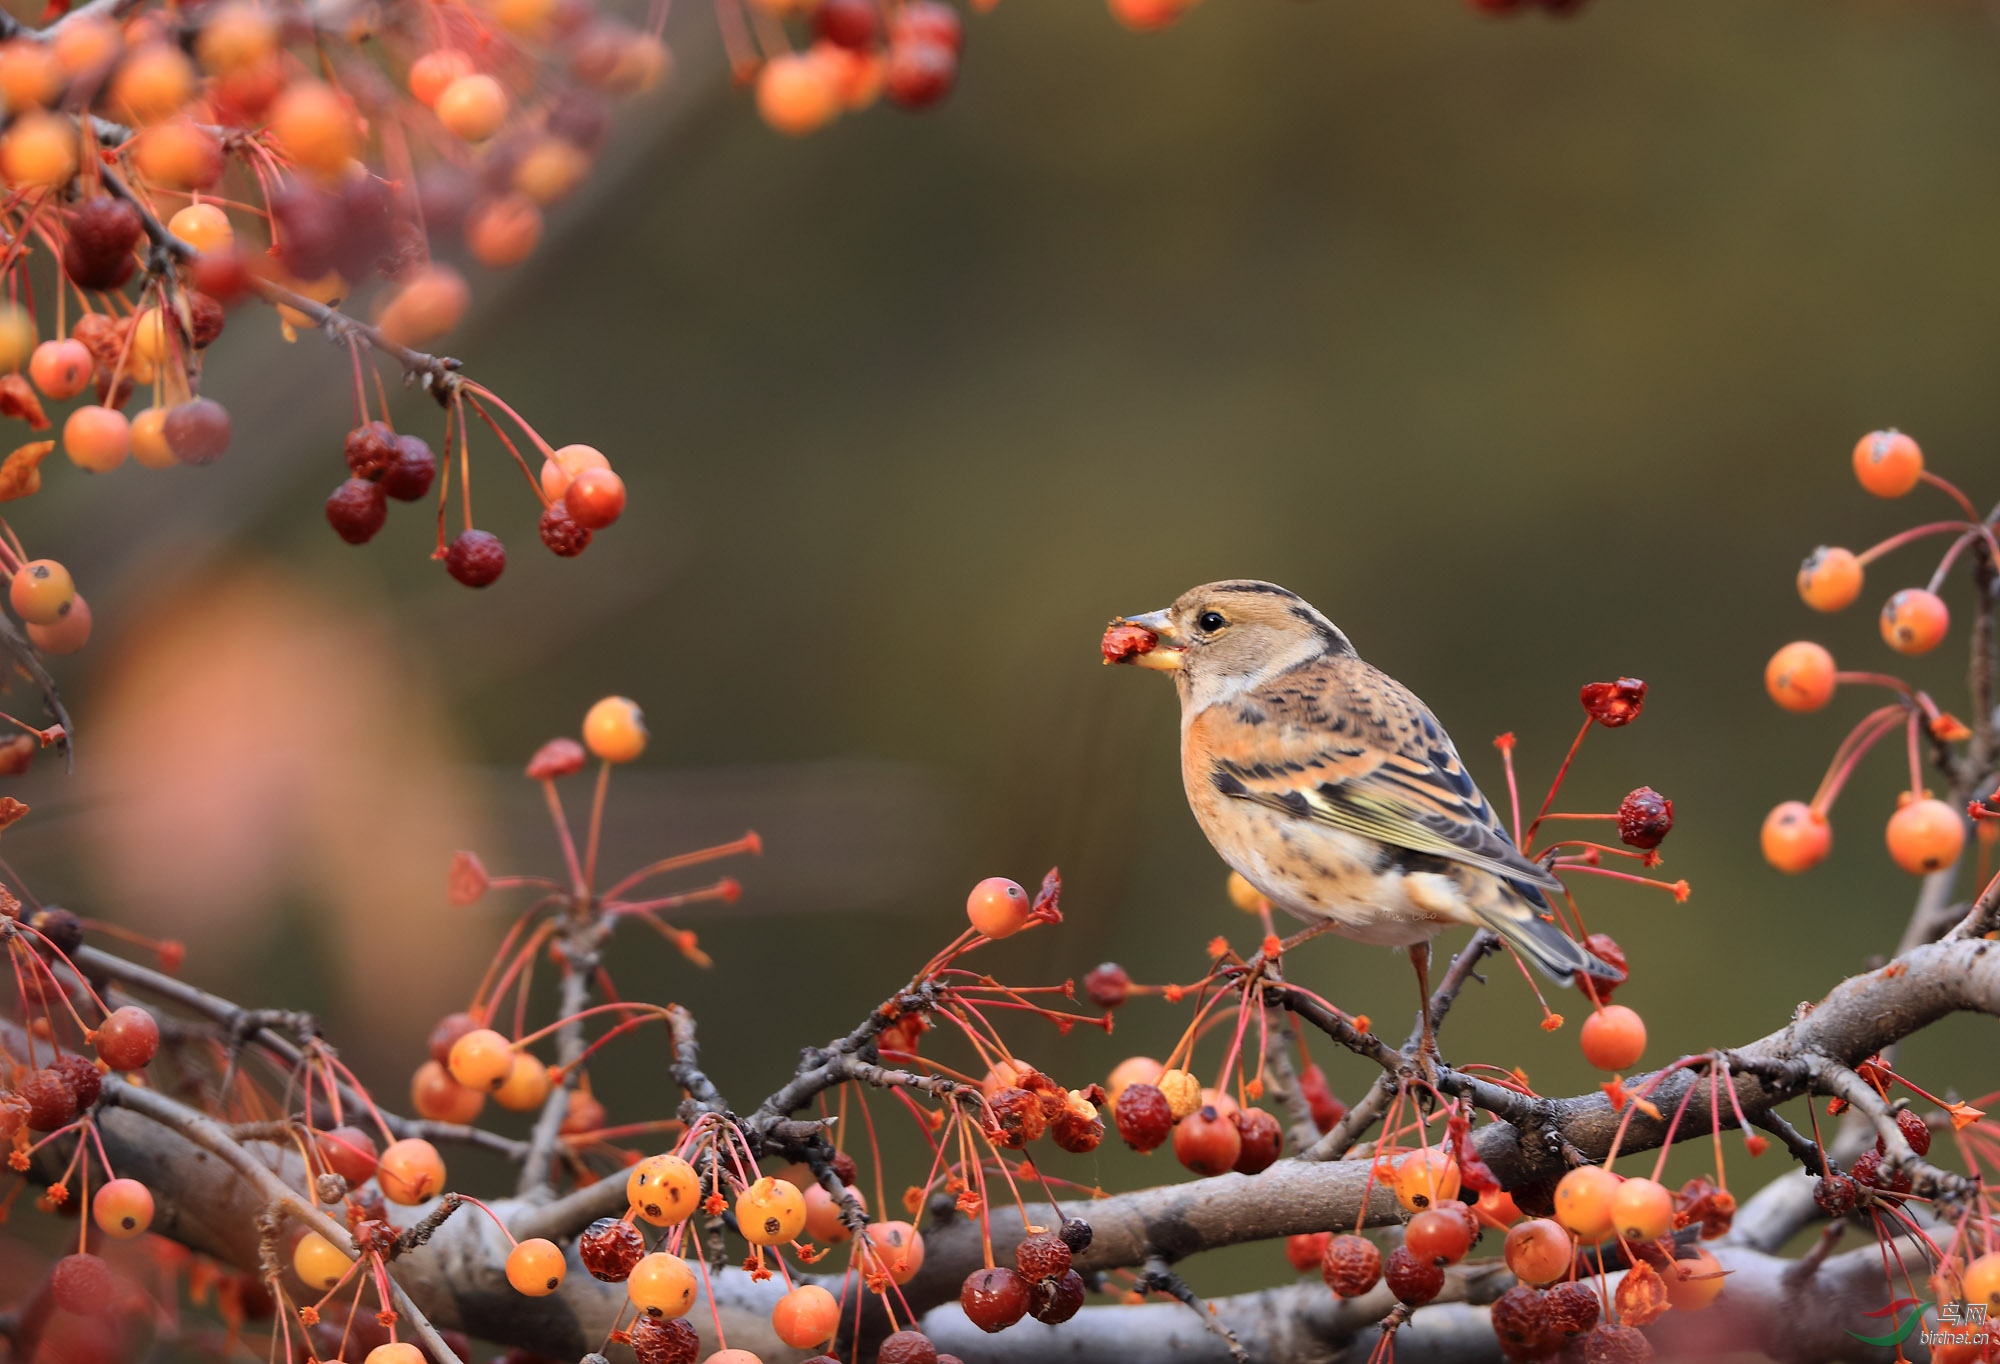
left=1108, top=580, right=1612, bottom=984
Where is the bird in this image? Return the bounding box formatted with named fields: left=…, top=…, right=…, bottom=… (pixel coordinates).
left=1103, top=579, right=1614, bottom=1054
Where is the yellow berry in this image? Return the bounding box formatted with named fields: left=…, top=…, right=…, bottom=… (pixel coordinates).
left=493, top=1052, right=550, bottom=1112
left=292, top=1229, right=351, bottom=1290
left=735, top=1176, right=807, bottom=1246
left=169, top=203, right=233, bottom=253
left=1157, top=1068, right=1201, bottom=1121
left=583, top=696, right=647, bottom=763
left=446, top=1027, right=515, bottom=1092
left=627, top=1153, right=699, bottom=1226
left=10, top=560, right=75, bottom=625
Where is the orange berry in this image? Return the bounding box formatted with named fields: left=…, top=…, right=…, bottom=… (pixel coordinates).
left=1393, top=1149, right=1460, bottom=1213
left=133, top=119, right=224, bottom=190
left=51, top=16, right=120, bottom=79
left=1765, top=641, right=1836, bottom=713
left=131, top=308, right=171, bottom=365
left=583, top=695, right=647, bottom=763
left=130, top=407, right=176, bottom=469
left=736, top=1176, right=807, bottom=1246
left=1473, top=1186, right=1521, bottom=1229
left=540, top=442, right=610, bottom=500
left=505, top=1237, right=566, bottom=1296
left=1579, top=1004, right=1646, bottom=1071
left=1106, top=1056, right=1163, bottom=1104
left=1762, top=801, right=1831, bottom=874
left=564, top=466, right=626, bottom=529
left=864, top=1220, right=924, bottom=1284
left=627, top=1251, right=697, bottom=1318
left=1664, top=1247, right=1725, bottom=1312
left=365, top=1346, right=423, bottom=1364
left=1608, top=1176, right=1673, bottom=1241
left=64, top=405, right=131, bottom=473
left=1, top=112, right=78, bottom=188
left=270, top=81, right=357, bottom=178
left=493, top=1052, right=550, bottom=1111
left=966, top=876, right=1031, bottom=939
left=196, top=5, right=277, bottom=75
left=1503, top=1218, right=1571, bottom=1285
left=1108, top=0, right=1187, bottom=30
left=1853, top=429, right=1923, bottom=498
left=466, top=193, right=543, bottom=268
left=436, top=73, right=510, bottom=141
left=1172, top=1104, right=1242, bottom=1177
left=0, top=305, right=31, bottom=374
left=0, top=41, right=63, bottom=110
left=757, top=52, right=840, bottom=136
left=375, top=264, right=470, bottom=347
left=376, top=1137, right=446, bottom=1204
left=92, top=1178, right=155, bottom=1238
left=1886, top=797, right=1964, bottom=875
left=113, top=43, right=196, bottom=123
left=409, top=49, right=476, bottom=108
left=29, top=339, right=92, bottom=401
left=626, top=1153, right=699, bottom=1226
left=513, top=136, right=590, bottom=205
left=489, top=0, right=557, bottom=36
left=292, top=1230, right=350, bottom=1289
left=1965, top=1252, right=2000, bottom=1315
left=28, top=595, right=90, bottom=655
left=10, top=560, right=75, bottom=625
left=1225, top=870, right=1266, bottom=913
left=446, top=1027, right=515, bottom=1091
left=1881, top=589, right=1950, bottom=656
left=772, top=1283, right=840, bottom=1348
left=804, top=1181, right=863, bottom=1242
left=1797, top=546, right=1863, bottom=613
left=1553, top=1165, right=1619, bottom=1241
left=410, top=1059, right=484, bottom=1124
left=169, top=203, right=234, bottom=254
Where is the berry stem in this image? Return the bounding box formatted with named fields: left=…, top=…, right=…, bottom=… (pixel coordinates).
left=1854, top=520, right=1972, bottom=567
left=1523, top=718, right=1594, bottom=848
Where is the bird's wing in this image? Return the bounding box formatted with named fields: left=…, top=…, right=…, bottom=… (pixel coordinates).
left=1193, top=655, right=1562, bottom=892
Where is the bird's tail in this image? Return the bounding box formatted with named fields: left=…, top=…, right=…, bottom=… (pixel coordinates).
left=1476, top=887, right=1621, bottom=986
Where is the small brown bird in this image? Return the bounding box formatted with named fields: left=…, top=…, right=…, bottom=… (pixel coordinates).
left=1105, top=580, right=1613, bottom=1038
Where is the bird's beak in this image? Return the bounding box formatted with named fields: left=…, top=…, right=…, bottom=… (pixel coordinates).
left=1101, top=609, right=1185, bottom=671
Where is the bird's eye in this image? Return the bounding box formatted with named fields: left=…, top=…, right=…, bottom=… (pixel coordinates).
left=1197, top=611, right=1227, bottom=634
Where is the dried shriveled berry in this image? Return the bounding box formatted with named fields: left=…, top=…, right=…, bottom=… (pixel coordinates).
left=1579, top=933, right=1627, bottom=1005
left=1812, top=1172, right=1859, bottom=1216
left=1028, top=1269, right=1085, bottom=1324
left=987, top=1087, right=1046, bottom=1148
left=1231, top=1107, right=1283, bottom=1174
left=1581, top=1323, right=1653, bottom=1363
left=1051, top=1096, right=1105, bottom=1154
left=1894, top=1108, right=1932, bottom=1157
left=20, top=1067, right=77, bottom=1130
left=186, top=293, right=227, bottom=348
left=876, top=1330, right=937, bottom=1364
left=50, top=1252, right=113, bottom=1315
left=1016, top=1232, right=1072, bottom=1283
left=51, top=1054, right=101, bottom=1109
left=345, top=421, right=398, bottom=479
left=383, top=435, right=436, bottom=501
left=1321, top=1233, right=1381, bottom=1298
left=326, top=479, right=388, bottom=544
left=1114, top=1082, right=1172, bottom=1152
left=1058, top=1217, right=1093, bottom=1254
left=960, top=1266, right=1030, bottom=1332
left=63, top=199, right=143, bottom=290
left=1489, top=1284, right=1550, bottom=1354
left=1084, top=961, right=1130, bottom=1008
left=1544, top=1280, right=1599, bottom=1340
left=539, top=500, right=593, bottom=556
left=446, top=529, right=506, bottom=587
left=627, top=1316, right=698, bottom=1364
left=1384, top=1244, right=1443, bottom=1305
left=1615, top=788, right=1673, bottom=850
left=1580, top=678, right=1646, bottom=727
left=579, top=1217, right=645, bottom=1281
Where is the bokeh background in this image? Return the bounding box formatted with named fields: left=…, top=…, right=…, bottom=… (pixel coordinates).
left=10, top=0, right=2000, bottom=1303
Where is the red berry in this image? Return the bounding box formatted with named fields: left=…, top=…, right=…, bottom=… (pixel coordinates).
left=51, top=1253, right=113, bottom=1315
left=1579, top=677, right=1646, bottom=727
left=1544, top=1280, right=1599, bottom=1341
left=1384, top=1244, right=1443, bottom=1305
left=1015, top=1232, right=1072, bottom=1283
left=1489, top=1284, right=1550, bottom=1354
left=186, top=292, right=226, bottom=348
left=163, top=397, right=232, bottom=464
left=815, top=0, right=879, bottom=48
left=94, top=1005, right=160, bottom=1070
left=1404, top=1206, right=1475, bottom=1265
left=1231, top=1107, right=1283, bottom=1174
left=564, top=466, right=625, bottom=529
left=889, top=0, right=962, bottom=51
left=63, top=199, right=143, bottom=291
left=580, top=1216, right=646, bottom=1281
left=884, top=39, right=955, bottom=108
left=51, top=1054, right=101, bottom=1109
left=628, top=1316, right=699, bottom=1364
left=959, top=1266, right=1030, bottom=1332
left=1114, top=1081, right=1172, bottom=1152
left=344, top=421, right=398, bottom=479
left=1285, top=1231, right=1330, bottom=1274
left=1173, top=1104, right=1242, bottom=1176
left=446, top=529, right=506, bottom=586
left=1321, top=1233, right=1381, bottom=1297
left=382, top=435, right=436, bottom=501
left=1895, top=1108, right=1932, bottom=1157
left=1581, top=1323, right=1653, bottom=1363
left=1027, top=1269, right=1085, bottom=1324
left=1615, top=788, right=1673, bottom=849
left=539, top=500, right=593, bottom=556
left=316, top=1125, right=377, bottom=1185
left=326, top=478, right=388, bottom=544
left=876, top=1331, right=938, bottom=1364
left=1579, top=933, right=1628, bottom=1005
left=1812, top=1172, right=1859, bottom=1216
left=1299, top=1063, right=1345, bottom=1132
left=428, top=1011, right=480, bottom=1065
left=20, top=1067, right=77, bottom=1130
left=1083, top=961, right=1130, bottom=1008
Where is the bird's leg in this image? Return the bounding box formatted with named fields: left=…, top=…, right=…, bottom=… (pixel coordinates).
left=1408, top=943, right=1440, bottom=1083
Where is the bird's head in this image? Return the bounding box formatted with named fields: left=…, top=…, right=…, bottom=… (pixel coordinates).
left=1102, top=580, right=1353, bottom=708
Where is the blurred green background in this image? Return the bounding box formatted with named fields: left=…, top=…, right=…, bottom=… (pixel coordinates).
left=12, top=0, right=2000, bottom=1303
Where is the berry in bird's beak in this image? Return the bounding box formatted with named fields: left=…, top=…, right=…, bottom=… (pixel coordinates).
left=1102, top=610, right=1183, bottom=670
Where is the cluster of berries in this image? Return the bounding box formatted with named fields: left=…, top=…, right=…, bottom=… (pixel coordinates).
left=1762, top=431, right=1993, bottom=877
